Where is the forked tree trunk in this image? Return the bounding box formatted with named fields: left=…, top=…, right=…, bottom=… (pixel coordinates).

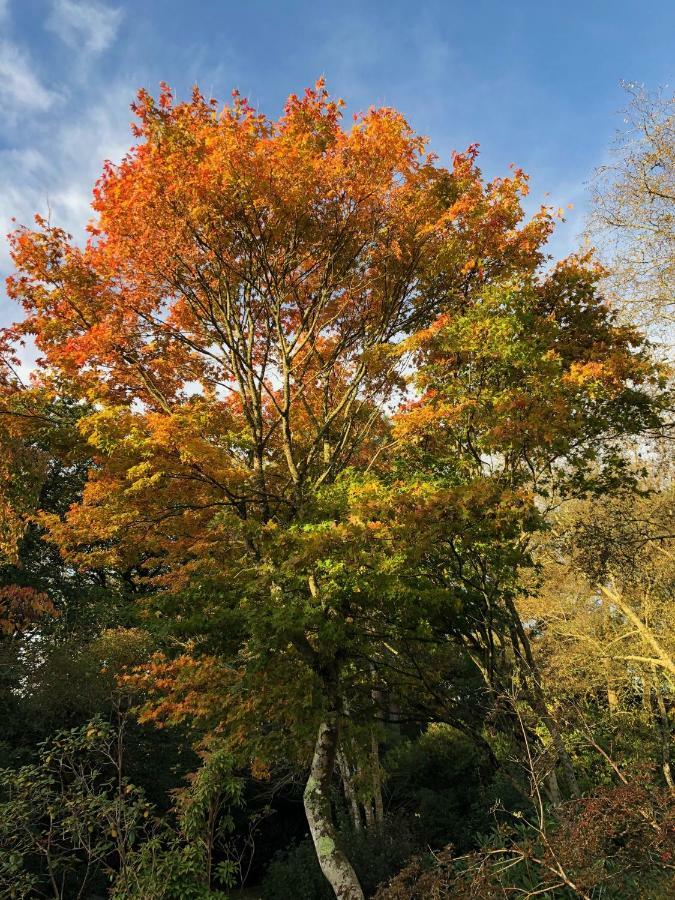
left=304, top=711, right=365, bottom=900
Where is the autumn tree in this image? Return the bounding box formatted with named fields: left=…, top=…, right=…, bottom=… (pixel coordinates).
left=0, top=334, right=63, bottom=644
left=0, top=333, right=44, bottom=566
left=378, top=244, right=665, bottom=801
left=7, top=81, right=665, bottom=898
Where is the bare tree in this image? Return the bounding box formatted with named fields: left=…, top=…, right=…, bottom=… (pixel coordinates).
left=589, top=84, right=674, bottom=332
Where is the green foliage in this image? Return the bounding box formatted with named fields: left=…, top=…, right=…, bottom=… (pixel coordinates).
left=0, top=718, right=245, bottom=900
left=0, top=718, right=154, bottom=899
left=263, top=838, right=332, bottom=900
left=384, top=724, right=494, bottom=850
left=112, top=839, right=232, bottom=900
left=113, top=743, right=245, bottom=900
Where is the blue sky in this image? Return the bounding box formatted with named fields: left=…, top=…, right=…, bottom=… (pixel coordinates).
left=1, top=0, right=674, bottom=334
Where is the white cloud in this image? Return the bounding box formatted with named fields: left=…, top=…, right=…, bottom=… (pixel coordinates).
left=0, top=79, right=135, bottom=335
left=1, top=79, right=133, bottom=232
left=0, top=41, right=58, bottom=114
left=47, top=0, right=123, bottom=55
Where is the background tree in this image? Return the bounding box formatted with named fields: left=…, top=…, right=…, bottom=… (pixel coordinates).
left=521, top=483, right=675, bottom=791
left=589, top=84, right=675, bottom=330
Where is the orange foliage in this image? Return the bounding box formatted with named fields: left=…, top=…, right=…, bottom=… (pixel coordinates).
left=0, top=584, right=57, bottom=636
left=5, top=80, right=568, bottom=581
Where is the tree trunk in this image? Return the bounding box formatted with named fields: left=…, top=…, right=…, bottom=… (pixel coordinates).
left=540, top=702, right=580, bottom=799
left=371, top=729, right=384, bottom=828
left=304, top=711, right=365, bottom=900
left=651, top=667, right=675, bottom=794
left=544, top=768, right=563, bottom=806
left=337, top=747, right=362, bottom=832
left=507, top=607, right=581, bottom=799
left=368, top=665, right=386, bottom=829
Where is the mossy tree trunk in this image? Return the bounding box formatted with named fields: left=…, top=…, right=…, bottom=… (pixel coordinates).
left=304, top=707, right=364, bottom=900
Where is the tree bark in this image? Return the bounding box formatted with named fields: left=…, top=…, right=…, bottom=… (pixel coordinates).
left=507, top=607, right=581, bottom=799
left=368, top=665, right=385, bottom=829
left=544, top=768, right=563, bottom=806
left=371, top=729, right=384, bottom=828
left=337, top=747, right=362, bottom=832
left=651, top=667, right=675, bottom=794
left=304, top=710, right=365, bottom=900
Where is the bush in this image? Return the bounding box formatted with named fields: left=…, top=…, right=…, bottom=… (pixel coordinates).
left=0, top=719, right=243, bottom=900
left=384, top=724, right=495, bottom=851
left=374, top=780, right=675, bottom=899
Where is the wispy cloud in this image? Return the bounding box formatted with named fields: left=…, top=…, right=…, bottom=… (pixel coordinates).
left=47, top=0, right=123, bottom=55
left=1, top=0, right=135, bottom=342
left=0, top=79, right=134, bottom=254
left=0, top=69, right=138, bottom=379
left=0, top=41, right=58, bottom=115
